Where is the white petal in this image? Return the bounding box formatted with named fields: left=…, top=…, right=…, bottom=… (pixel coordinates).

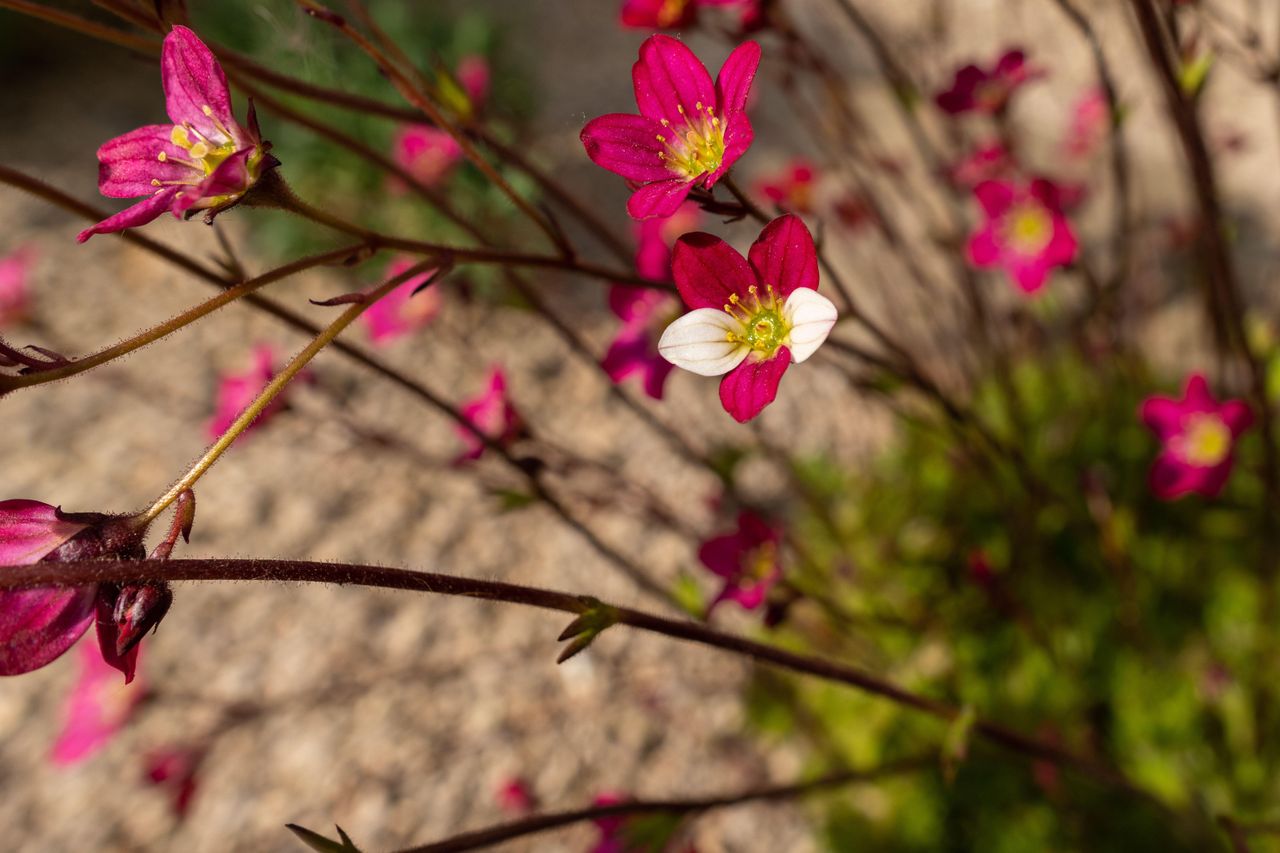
left=783, top=288, right=838, bottom=363
left=657, top=308, right=750, bottom=376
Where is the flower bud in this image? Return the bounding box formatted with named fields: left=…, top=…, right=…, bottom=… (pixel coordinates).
left=110, top=582, right=174, bottom=657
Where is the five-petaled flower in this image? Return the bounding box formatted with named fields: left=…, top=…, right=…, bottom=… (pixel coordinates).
left=698, top=510, right=783, bottom=613
left=0, top=244, right=35, bottom=327
left=1140, top=374, right=1253, bottom=500
left=966, top=178, right=1078, bottom=294
left=77, top=26, right=276, bottom=243
left=657, top=215, right=837, bottom=422
left=603, top=205, right=699, bottom=399
left=581, top=35, right=760, bottom=220
left=935, top=49, right=1041, bottom=116
left=456, top=367, right=523, bottom=462
left=362, top=257, right=443, bottom=345
left=50, top=639, right=145, bottom=766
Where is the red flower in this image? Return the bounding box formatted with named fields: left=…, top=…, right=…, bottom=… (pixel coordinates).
left=754, top=159, right=817, bottom=214
left=1140, top=374, right=1253, bottom=500
left=657, top=215, right=837, bottom=422
left=78, top=26, right=276, bottom=242
left=698, top=510, right=782, bottom=612
left=50, top=639, right=145, bottom=765
left=455, top=367, right=523, bottom=462
left=361, top=257, right=443, bottom=345
left=0, top=244, right=35, bottom=327
left=619, top=0, right=750, bottom=29
left=391, top=125, right=464, bottom=189
left=935, top=49, right=1041, bottom=116
left=966, top=179, right=1078, bottom=294
left=581, top=35, right=761, bottom=219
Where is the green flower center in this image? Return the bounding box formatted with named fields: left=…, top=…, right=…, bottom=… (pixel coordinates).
left=657, top=102, right=726, bottom=180
left=1177, top=413, right=1231, bottom=467
left=724, top=284, right=790, bottom=359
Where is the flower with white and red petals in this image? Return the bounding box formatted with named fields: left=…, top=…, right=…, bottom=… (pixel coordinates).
left=50, top=639, right=145, bottom=765
left=0, top=244, right=35, bottom=327
left=581, top=35, right=760, bottom=220
left=657, top=215, right=837, bottom=422
left=698, top=510, right=782, bottom=613
left=456, top=367, right=523, bottom=462
left=935, top=49, right=1041, bottom=116
left=78, top=26, right=276, bottom=242
left=966, top=178, right=1078, bottom=294
left=1140, top=374, right=1253, bottom=500
left=362, top=257, right=443, bottom=345
left=755, top=158, right=817, bottom=214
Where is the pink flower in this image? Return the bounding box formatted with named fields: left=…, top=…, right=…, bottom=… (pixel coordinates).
left=496, top=777, right=537, bottom=814
left=1063, top=88, right=1109, bottom=160
left=581, top=35, right=761, bottom=220
left=948, top=141, right=1013, bottom=188
left=0, top=500, right=96, bottom=675
left=602, top=206, right=699, bottom=399
left=361, top=257, right=443, bottom=345
left=391, top=125, right=464, bottom=189
left=78, top=26, right=276, bottom=243
left=1140, top=374, right=1253, bottom=500
left=50, top=639, right=144, bottom=765
left=456, top=55, right=491, bottom=110
left=206, top=345, right=289, bottom=440
left=755, top=159, right=817, bottom=214
left=456, top=367, right=522, bottom=462
left=143, top=746, right=203, bottom=818
left=619, top=0, right=748, bottom=28
left=0, top=244, right=35, bottom=327
left=935, top=49, right=1041, bottom=116
left=657, top=215, right=837, bottom=422
left=698, top=510, right=782, bottom=613
left=966, top=179, right=1078, bottom=294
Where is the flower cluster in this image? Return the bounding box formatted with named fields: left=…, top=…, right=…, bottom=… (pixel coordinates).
left=935, top=48, right=1042, bottom=116
left=965, top=179, right=1078, bottom=294
left=1141, top=374, right=1253, bottom=500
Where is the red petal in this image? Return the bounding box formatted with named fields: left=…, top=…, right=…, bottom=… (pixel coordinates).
left=747, top=214, right=818, bottom=297
left=718, top=349, right=790, bottom=422
left=581, top=114, right=674, bottom=183
left=715, top=41, right=761, bottom=115
left=671, top=231, right=756, bottom=309
left=162, top=26, right=238, bottom=144
left=632, top=35, right=716, bottom=125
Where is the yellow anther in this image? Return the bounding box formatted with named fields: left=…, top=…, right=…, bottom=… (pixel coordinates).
left=171, top=126, right=191, bottom=147
left=151, top=179, right=161, bottom=186
left=188, top=142, right=210, bottom=159
left=677, top=104, right=686, bottom=114
left=157, top=152, right=167, bottom=162
left=656, top=134, right=666, bottom=142
left=660, top=118, right=670, bottom=127
left=695, top=101, right=703, bottom=110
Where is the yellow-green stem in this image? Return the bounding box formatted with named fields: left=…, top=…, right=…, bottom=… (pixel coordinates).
left=134, top=259, right=441, bottom=527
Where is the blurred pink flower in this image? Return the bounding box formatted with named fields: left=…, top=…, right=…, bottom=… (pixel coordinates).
left=698, top=510, right=783, bottom=613
left=0, top=244, right=35, bottom=326
left=0, top=500, right=95, bottom=676
left=948, top=142, right=1013, bottom=188
left=496, top=776, right=537, bottom=814
left=456, top=367, right=522, bottom=462
left=935, top=49, right=1041, bottom=116
left=78, top=26, right=276, bottom=242
left=602, top=206, right=698, bottom=400
left=206, top=345, right=291, bottom=440
left=658, top=216, right=836, bottom=422
left=456, top=54, right=491, bottom=110
left=392, top=125, right=464, bottom=189
left=144, top=746, right=203, bottom=818
left=362, top=257, right=443, bottom=345
left=581, top=35, right=760, bottom=219
left=966, top=178, right=1078, bottom=294
left=1140, top=374, right=1253, bottom=500
left=619, top=0, right=749, bottom=29
left=1063, top=88, right=1109, bottom=160
left=50, top=639, right=145, bottom=765
left=755, top=159, right=817, bottom=214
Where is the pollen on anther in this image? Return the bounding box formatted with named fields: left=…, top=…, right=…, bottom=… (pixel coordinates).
left=151, top=179, right=161, bottom=186
left=660, top=118, right=670, bottom=127
left=656, top=134, right=666, bottom=142
left=157, top=152, right=167, bottom=161
left=201, top=105, right=214, bottom=117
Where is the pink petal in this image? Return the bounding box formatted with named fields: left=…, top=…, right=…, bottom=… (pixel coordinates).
left=718, top=348, right=790, bottom=422
left=77, top=189, right=181, bottom=243
left=995, top=49, right=1028, bottom=77
left=601, top=328, right=651, bottom=385
left=698, top=532, right=747, bottom=578
left=608, top=284, right=667, bottom=323
left=161, top=26, right=237, bottom=144
left=973, top=180, right=1015, bottom=216
left=707, top=111, right=754, bottom=184
left=1008, top=256, right=1050, bottom=294
left=94, top=597, right=140, bottom=685
left=627, top=178, right=694, bottom=220
left=50, top=639, right=143, bottom=765
left=1220, top=400, right=1254, bottom=436
left=0, top=500, right=88, bottom=567
left=1149, top=453, right=1200, bottom=500
left=0, top=586, right=97, bottom=676
left=671, top=231, right=757, bottom=309
left=747, top=214, right=819, bottom=297
left=172, top=148, right=255, bottom=216
left=1140, top=396, right=1183, bottom=440
left=1029, top=178, right=1065, bottom=212
left=95, top=125, right=193, bottom=199
left=1043, top=217, right=1079, bottom=266
left=1196, top=460, right=1235, bottom=498
left=632, top=35, right=716, bottom=125
left=966, top=227, right=1001, bottom=267
left=715, top=41, right=762, bottom=116
left=1183, top=373, right=1215, bottom=410
left=634, top=217, right=676, bottom=282
left=581, top=114, right=674, bottom=183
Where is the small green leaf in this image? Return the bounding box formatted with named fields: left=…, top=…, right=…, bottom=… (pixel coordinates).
left=1178, top=51, right=1214, bottom=98
left=286, top=824, right=361, bottom=852
left=671, top=572, right=705, bottom=618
